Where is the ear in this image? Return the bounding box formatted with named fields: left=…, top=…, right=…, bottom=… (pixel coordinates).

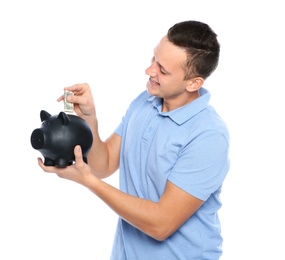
left=186, top=77, right=204, bottom=92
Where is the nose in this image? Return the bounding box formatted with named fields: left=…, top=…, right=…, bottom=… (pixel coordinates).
left=145, top=63, right=157, bottom=78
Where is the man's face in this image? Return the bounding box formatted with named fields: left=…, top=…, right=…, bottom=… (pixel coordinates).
left=145, top=36, right=190, bottom=101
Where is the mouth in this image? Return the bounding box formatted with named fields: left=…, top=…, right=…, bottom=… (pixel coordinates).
left=148, top=77, right=160, bottom=86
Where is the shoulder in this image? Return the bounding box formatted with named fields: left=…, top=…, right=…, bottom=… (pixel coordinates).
left=127, top=90, right=153, bottom=111
left=134, top=90, right=152, bottom=103
left=202, top=106, right=230, bottom=143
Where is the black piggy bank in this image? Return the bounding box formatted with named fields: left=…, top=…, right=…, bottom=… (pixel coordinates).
left=31, top=110, right=93, bottom=168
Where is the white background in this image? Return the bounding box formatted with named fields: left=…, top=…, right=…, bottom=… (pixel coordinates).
left=1, top=1, right=284, bottom=259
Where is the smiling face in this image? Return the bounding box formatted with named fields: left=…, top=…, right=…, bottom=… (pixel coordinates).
left=145, top=36, right=203, bottom=112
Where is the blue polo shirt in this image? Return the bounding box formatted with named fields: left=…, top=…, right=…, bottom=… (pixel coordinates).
left=111, top=88, right=230, bottom=260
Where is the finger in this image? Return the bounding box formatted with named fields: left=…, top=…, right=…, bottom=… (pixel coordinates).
left=64, top=94, right=86, bottom=108
left=37, top=157, right=43, bottom=166
left=37, top=157, right=57, bottom=173
left=64, top=83, right=90, bottom=95
left=74, top=145, right=84, bottom=166
left=57, top=94, right=64, bottom=102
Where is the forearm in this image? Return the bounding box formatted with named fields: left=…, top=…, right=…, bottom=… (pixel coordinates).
left=85, top=117, right=119, bottom=178
left=86, top=175, right=180, bottom=241
left=38, top=141, right=201, bottom=241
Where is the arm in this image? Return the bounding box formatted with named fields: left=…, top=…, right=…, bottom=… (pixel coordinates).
left=41, top=83, right=203, bottom=240
left=38, top=145, right=203, bottom=241
left=90, top=175, right=203, bottom=241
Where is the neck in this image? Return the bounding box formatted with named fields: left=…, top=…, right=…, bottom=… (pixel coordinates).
left=162, top=91, right=200, bottom=112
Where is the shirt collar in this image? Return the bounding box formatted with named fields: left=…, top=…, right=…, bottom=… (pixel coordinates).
left=147, top=88, right=210, bottom=125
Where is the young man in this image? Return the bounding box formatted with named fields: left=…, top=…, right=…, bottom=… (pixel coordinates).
left=38, top=20, right=230, bottom=259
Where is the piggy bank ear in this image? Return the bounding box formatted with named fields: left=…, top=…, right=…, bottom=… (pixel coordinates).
left=40, top=110, right=51, bottom=122
left=57, top=111, right=71, bottom=126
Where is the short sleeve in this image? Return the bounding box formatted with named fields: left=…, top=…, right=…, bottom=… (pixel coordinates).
left=168, top=130, right=230, bottom=201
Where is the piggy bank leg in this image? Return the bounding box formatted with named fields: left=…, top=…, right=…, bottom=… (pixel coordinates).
left=68, top=161, right=73, bottom=166
left=55, top=158, right=70, bottom=168
left=44, top=157, right=55, bottom=166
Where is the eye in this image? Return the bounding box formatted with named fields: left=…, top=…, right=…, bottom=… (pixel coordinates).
left=160, top=68, right=167, bottom=75
left=159, top=64, right=168, bottom=75
left=150, top=56, right=168, bottom=75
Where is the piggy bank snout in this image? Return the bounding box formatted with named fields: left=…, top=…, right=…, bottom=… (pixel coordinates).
left=31, top=128, right=45, bottom=150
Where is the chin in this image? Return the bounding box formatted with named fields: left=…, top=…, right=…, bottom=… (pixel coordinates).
left=146, top=84, right=159, bottom=96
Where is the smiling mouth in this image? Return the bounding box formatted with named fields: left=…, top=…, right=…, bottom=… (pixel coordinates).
left=149, top=77, right=160, bottom=86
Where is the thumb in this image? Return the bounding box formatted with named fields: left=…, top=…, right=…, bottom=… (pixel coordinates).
left=74, top=145, right=83, bottom=164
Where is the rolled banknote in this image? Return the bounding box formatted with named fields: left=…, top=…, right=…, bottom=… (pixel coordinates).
left=64, top=90, right=74, bottom=114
